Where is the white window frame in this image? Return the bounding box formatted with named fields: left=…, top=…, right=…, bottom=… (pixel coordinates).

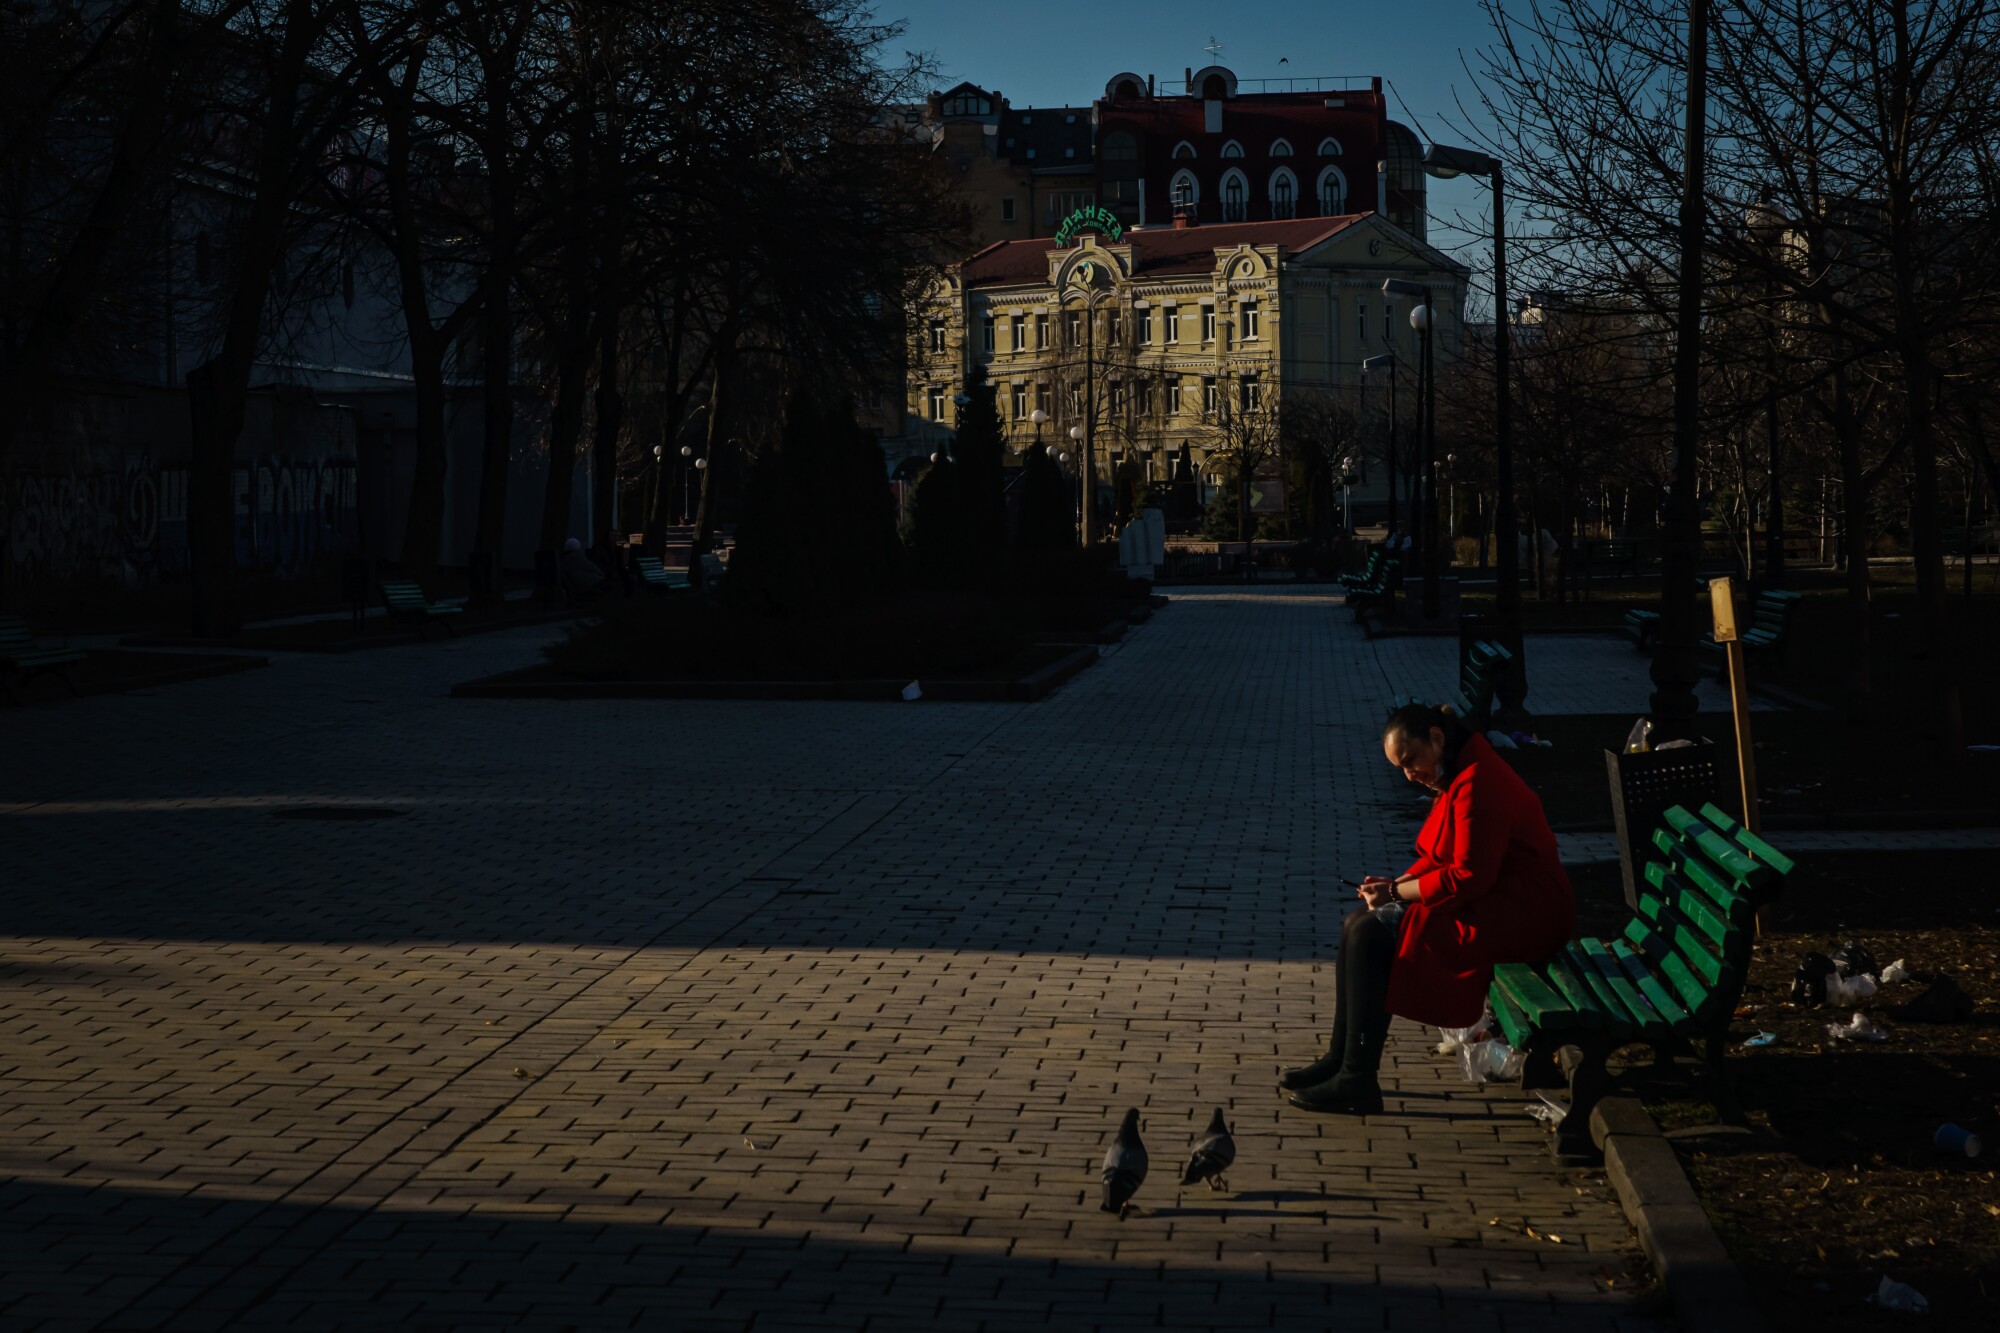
left=1241, top=301, right=1260, bottom=340
left=1202, top=305, right=1217, bottom=343
left=982, top=314, right=996, bottom=354
left=929, top=386, right=946, bottom=420
left=1012, top=314, right=1026, bottom=352
left=1168, top=380, right=1184, bottom=414
left=929, top=321, right=946, bottom=353
left=1165, top=306, right=1180, bottom=344
left=1202, top=377, right=1219, bottom=414
left=1012, top=383, right=1028, bottom=418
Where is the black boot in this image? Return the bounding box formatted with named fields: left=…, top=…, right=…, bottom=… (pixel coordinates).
left=1287, top=1014, right=1388, bottom=1116
left=1278, top=1046, right=1342, bottom=1091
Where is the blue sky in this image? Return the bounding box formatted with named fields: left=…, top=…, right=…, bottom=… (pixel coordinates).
left=876, top=0, right=1512, bottom=293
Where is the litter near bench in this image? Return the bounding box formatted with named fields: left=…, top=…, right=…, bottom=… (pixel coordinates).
left=1743, top=1031, right=1778, bottom=1048
left=1824, top=970, right=1879, bottom=1006
left=1881, top=958, right=1911, bottom=983
left=1457, top=1037, right=1525, bottom=1084
left=901, top=681, right=922, bottom=701
left=1933, top=1123, right=1983, bottom=1158
left=1830, top=940, right=1877, bottom=978
left=1791, top=951, right=1836, bottom=1006
left=1435, top=1019, right=1493, bottom=1056
left=1485, top=729, right=1519, bottom=749
left=1827, top=1011, right=1889, bottom=1043
left=1655, top=738, right=1697, bottom=750
left=1870, top=1276, right=1930, bottom=1313
left=1525, top=1091, right=1568, bottom=1125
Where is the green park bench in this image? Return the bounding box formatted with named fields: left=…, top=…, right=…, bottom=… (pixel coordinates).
left=1487, top=802, right=1794, bottom=1163
left=1393, top=638, right=1513, bottom=731
left=379, top=580, right=463, bottom=637
left=1339, top=548, right=1387, bottom=593
left=1700, top=587, right=1803, bottom=673
left=634, top=556, right=691, bottom=592
left=696, top=552, right=728, bottom=588
left=0, top=615, right=86, bottom=703
left=1622, top=576, right=1712, bottom=652
left=1582, top=538, right=1649, bottom=586
left=1345, top=558, right=1399, bottom=625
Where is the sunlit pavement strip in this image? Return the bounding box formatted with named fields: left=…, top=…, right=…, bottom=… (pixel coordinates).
left=1560, top=826, right=2000, bottom=865
left=2, top=591, right=1666, bottom=1332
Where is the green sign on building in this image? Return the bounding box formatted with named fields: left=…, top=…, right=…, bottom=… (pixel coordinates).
left=1053, top=204, right=1124, bottom=247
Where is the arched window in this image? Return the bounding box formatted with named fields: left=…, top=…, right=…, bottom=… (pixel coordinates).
left=1170, top=169, right=1200, bottom=211
left=1270, top=138, right=1294, bottom=157
left=1317, top=136, right=1344, bottom=157
left=1221, top=169, right=1248, bottom=221
left=1316, top=165, right=1349, bottom=216
left=1172, top=140, right=1197, bottom=161
left=1220, top=139, right=1244, bottom=159
left=1269, top=167, right=1297, bottom=219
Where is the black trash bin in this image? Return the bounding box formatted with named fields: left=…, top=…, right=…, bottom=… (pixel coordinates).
left=1604, top=741, right=1720, bottom=910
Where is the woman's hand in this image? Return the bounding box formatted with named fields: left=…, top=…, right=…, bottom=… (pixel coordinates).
left=1358, top=876, right=1399, bottom=909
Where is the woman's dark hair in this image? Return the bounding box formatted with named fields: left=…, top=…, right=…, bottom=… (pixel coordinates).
left=1382, top=702, right=1455, bottom=745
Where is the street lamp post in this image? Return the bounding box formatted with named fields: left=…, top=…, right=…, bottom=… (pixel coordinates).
left=678, top=444, right=695, bottom=526
left=1384, top=279, right=1437, bottom=618
left=1059, top=281, right=1116, bottom=546
left=1339, top=453, right=1359, bottom=535
left=1423, top=139, right=1522, bottom=711
left=1068, top=425, right=1087, bottom=539
left=1446, top=452, right=1457, bottom=539
left=1360, top=354, right=1398, bottom=539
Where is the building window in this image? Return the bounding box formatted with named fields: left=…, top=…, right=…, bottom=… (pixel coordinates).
left=1108, top=310, right=1122, bottom=344
left=1103, top=132, right=1138, bottom=162
left=930, top=386, right=946, bottom=420
left=1066, top=382, right=1082, bottom=416
left=1357, top=303, right=1367, bottom=342
left=1203, top=377, right=1219, bottom=414
left=1241, top=301, right=1260, bottom=339
left=1036, top=314, right=1049, bottom=348
left=1222, top=171, right=1246, bottom=221
left=1137, top=380, right=1154, bottom=416
left=1002, top=198, right=1016, bottom=222
left=1221, top=139, right=1244, bottom=158
left=1165, top=305, right=1180, bottom=344
left=982, top=314, right=996, bottom=354
left=1318, top=136, right=1344, bottom=156
left=1384, top=303, right=1395, bottom=342
left=1317, top=166, right=1348, bottom=216
left=1270, top=138, right=1294, bottom=157
left=1109, top=380, right=1125, bottom=415
left=1173, top=140, right=1197, bottom=160
left=1036, top=382, right=1051, bottom=415
left=1066, top=311, right=1082, bottom=346
left=929, top=321, right=946, bottom=353
left=1012, top=315, right=1027, bottom=352
left=1138, top=308, right=1153, bottom=344
left=1012, top=383, right=1028, bottom=418
left=1271, top=171, right=1295, bottom=219
left=1202, top=305, right=1217, bottom=343
left=1241, top=375, right=1262, bottom=412
left=1168, top=380, right=1184, bottom=414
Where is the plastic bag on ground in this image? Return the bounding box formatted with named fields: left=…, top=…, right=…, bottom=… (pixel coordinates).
left=1824, top=971, right=1878, bottom=1006
left=1827, top=1011, right=1889, bottom=1043
left=1881, top=959, right=1910, bottom=983
left=1870, top=1276, right=1929, bottom=1313
left=1435, top=1020, right=1492, bottom=1056
left=1623, top=717, right=1652, bottom=753
left=1456, top=1036, right=1526, bottom=1084
left=1525, top=1091, right=1569, bottom=1125
left=1830, top=940, right=1878, bottom=978
left=1485, top=729, right=1519, bottom=750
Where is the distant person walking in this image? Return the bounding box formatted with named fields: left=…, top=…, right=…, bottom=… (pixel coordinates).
left=1280, top=703, right=1575, bottom=1115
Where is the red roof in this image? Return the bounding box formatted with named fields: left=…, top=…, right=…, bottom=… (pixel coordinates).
left=960, top=216, right=1366, bottom=288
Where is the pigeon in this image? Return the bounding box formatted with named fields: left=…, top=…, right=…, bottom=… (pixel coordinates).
left=1099, top=1108, right=1148, bottom=1217
left=1180, top=1106, right=1236, bottom=1191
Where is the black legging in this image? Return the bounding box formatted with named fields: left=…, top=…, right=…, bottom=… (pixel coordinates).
left=1329, top=906, right=1397, bottom=1062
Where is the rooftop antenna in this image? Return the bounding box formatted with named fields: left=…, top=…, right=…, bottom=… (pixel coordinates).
left=1202, top=36, right=1224, bottom=62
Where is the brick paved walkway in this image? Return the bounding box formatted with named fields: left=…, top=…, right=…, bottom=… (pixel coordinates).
left=2, top=589, right=1664, bottom=1332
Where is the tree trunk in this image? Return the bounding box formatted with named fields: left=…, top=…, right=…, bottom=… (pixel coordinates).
left=694, top=356, right=729, bottom=552
left=470, top=260, right=513, bottom=602
left=592, top=310, right=623, bottom=549
left=1832, top=370, right=1873, bottom=722
left=537, top=312, right=593, bottom=553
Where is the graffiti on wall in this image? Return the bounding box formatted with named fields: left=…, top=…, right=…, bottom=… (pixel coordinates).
left=3, top=454, right=359, bottom=584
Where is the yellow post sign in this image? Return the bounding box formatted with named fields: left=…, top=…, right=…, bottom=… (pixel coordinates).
left=1709, top=577, right=1761, bottom=839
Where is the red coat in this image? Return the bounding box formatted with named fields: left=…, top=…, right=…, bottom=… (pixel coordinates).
left=1384, top=732, right=1576, bottom=1028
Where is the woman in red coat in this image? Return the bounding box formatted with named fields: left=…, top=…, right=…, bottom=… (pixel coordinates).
left=1281, top=703, right=1576, bottom=1115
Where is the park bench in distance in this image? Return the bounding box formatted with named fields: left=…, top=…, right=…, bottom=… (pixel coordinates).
left=1486, top=802, right=1793, bottom=1162
left=0, top=615, right=85, bottom=703
left=1392, top=638, right=1512, bottom=731
left=378, top=580, right=463, bottom=637
left=1699, top=587, right=1803, bottom=674
left=1345, top=557, right=1400, bottom=625
left=1338, top=547, right=1386, bottom=593
left=633, top=556, right=691, bottom=592
left=1623, top=576, right=1711, bottom=651
left=1581, top=537, right=1649, bottom=594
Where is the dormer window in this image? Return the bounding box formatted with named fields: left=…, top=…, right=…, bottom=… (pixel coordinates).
left=1318, top=136, right=1344, bottom=156
left=1065, top=113, right=1076, bottom=123
left=1026, top=149, right=1036, bottom=159
left=1221, top=140, right=1245, bottom=158
left=1172, top=140, right=1197, bottom=160
left=1065, top=148, right=1074, bottom=158
left=1270, top=138, right=1294, bottom=157
left=1021, top=114, right=1033, bottom=124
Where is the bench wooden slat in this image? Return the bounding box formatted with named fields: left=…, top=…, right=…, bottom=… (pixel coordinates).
left=1562, top=941, right=1631, bottom=1024
left=1579, top=937, right=1668, bottom=1035
left=1635, top=891, right=1729, bottom=989
left=1662, top=806, right=1773, bottom=890
left=1541, top=952, right=1613, bottom=1025
left=1650, top=833, right=1752, bottom=922
left=1697, top=802, right=1797, bottom=877
left=1612, top=938, right=1695, bottom=1033
left=1644, top=862, right=1738, bottom=949
left=1490, top=981, right=1534, bottom=1051
left=1621, top=916, right=1717, bottom=1019
left=1494, top=963, right=1599, bottom=1031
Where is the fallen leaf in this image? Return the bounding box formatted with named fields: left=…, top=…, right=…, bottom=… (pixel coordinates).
left=1986, top=1204, right=2000, bottom=1218
left=1548, top=1233, right=1565, bottom=1244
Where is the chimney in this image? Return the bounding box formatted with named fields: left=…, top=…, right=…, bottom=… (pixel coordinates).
left=1147, top=73, right=1155, bottom=96
left=1185, top=67, right=1193, bottom=91
left=1372, top=76, right=1382, bottom=94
